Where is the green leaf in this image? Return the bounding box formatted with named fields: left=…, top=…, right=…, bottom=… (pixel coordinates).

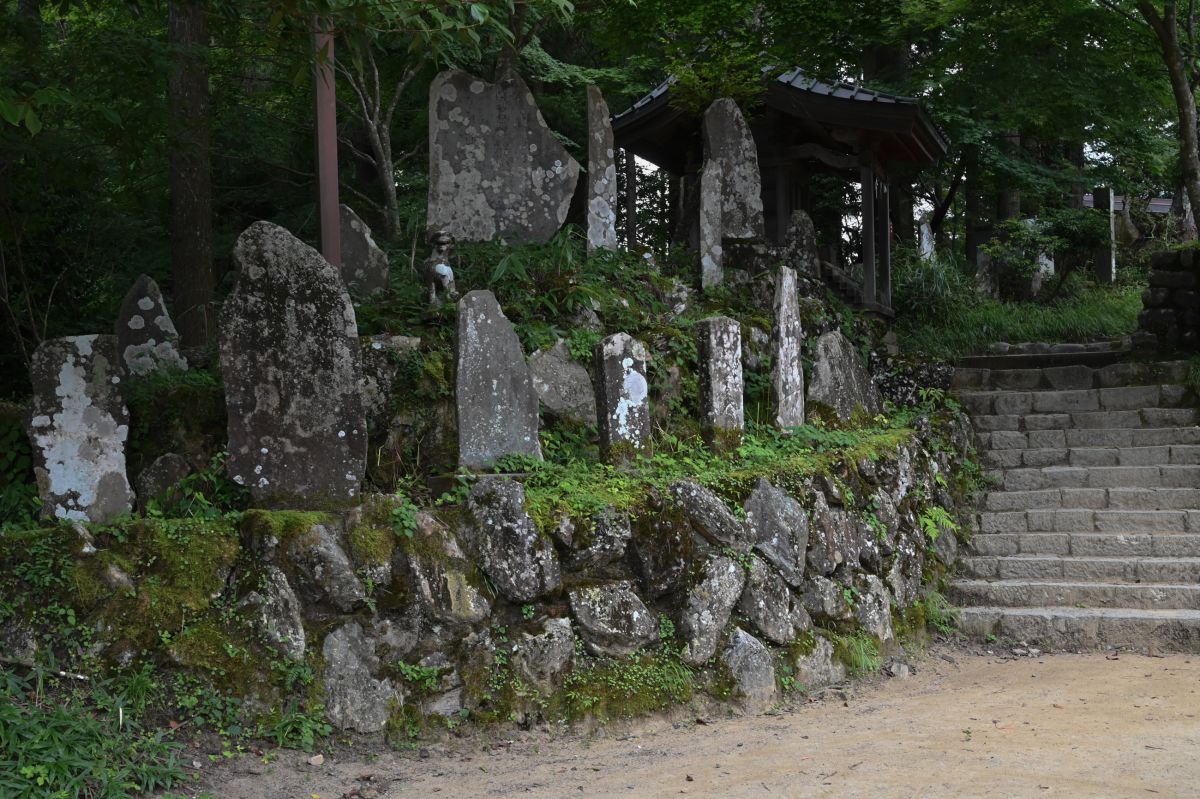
left=469, top=3, right=490, bottom=23
left=0, top=97, right=20, bottom=126
left=23, top=107, right=41, bottom=135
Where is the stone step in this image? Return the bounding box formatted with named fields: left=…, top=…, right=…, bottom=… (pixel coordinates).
left=950, top=579, right=1200, bottom=610
left=968, top=532, right=1200, bottom=558
left=977, top=508, right=1197, bottom=534
left=952, top=360, right=1190, bottom=392
left=956, top=606, right=1200, bottom=651
left=982, top=443, right=1200, bottom=469
left=987, top=465, right=1200, bottom=491
left=983, top=487, right=1200, bottom=512
left=959, top=385, right=1193, bottom=417
left=960, top=554, right=1200, bottom=582
left=976, top=413, right=1200, bottom=449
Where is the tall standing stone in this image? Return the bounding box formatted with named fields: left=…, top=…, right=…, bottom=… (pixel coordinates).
left=771, top=265, right=805, bottom=428
left=27, top=335, right=134, bottom=523
left=428, top=70, right=580, bottom=244
left=594, top=333, right=651, bottom=464
left=806, top=330, right=883, bottom=422
left=1093, top=187, right=1117, bottom=285
left=339, top=205, right=389, bottom=297
left=456, top=290, right=542, bottom=469
left=699, top=98, right=764, bottom=289
left=219, top=221, right=366, bottom=505
left=586, top=85, right=618, bottom=253
left=696, top=316, right=743, bottom=452
left=114, top=275, right=189, bottom=376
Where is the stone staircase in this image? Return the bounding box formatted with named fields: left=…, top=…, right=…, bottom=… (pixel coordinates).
left=950, top=349, right=1200, bottom=651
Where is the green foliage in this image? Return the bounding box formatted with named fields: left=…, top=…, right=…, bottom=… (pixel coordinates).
left=561, top=649, right=694, bottom=721
left=918, top=506, right=958, bottom=544
left=259, top=701, right=331, bottom=752
left=145, top=452, right=249, bottom=519
left=0, top=667, right=185, bottom=798
left=0, top=405, right=39, bottom=531
left=922, top=590, right=960, bottom=636
left=830, top=630, right=881, bottom=676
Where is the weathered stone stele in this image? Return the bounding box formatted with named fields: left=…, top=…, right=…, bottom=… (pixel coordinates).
left=219, top=221, right=367, bottom=505
left=428, top=69, right=580, bottom=243
left=696, top=315, right=744, bottom=451
left=699, top=98, right=765, bottom=288
left=771, top=266, right=805, bottom=428
left=806, top=330, right=883, bottom=421
left=456, top=290, right=542, bottom=469
left=782, top=210, right=820, bottom=276
left=338, top=204, right=389, bottom=297
left=27, top=334, right=135, bottom=523
left=114, top=275, right=188, bottom=376
left=594, top=333, right=651, bottom=464
left=586, top=85, right=618, bottom=253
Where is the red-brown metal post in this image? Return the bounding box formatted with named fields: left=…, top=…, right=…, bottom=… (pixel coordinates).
left=313, top=20, right=340, bottom=266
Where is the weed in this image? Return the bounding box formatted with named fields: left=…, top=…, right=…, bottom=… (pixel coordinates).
left=830, top=631, right=881, bottom=676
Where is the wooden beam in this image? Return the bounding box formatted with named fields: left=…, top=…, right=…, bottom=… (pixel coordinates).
left=783, top=143, right=859, bottom=172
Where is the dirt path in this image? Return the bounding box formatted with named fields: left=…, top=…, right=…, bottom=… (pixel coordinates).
left=177, top=647, right=1200, bottom=799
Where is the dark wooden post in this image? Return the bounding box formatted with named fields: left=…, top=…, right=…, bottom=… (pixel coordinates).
left=1094, top=187, right=1116, bottom=284
left=623, top=149, right=638, bottom=249
left=878, top=179, right=892, bottom=309
left=860, top=161, right=876, bottom=306
left=313, top=20, right=340, bottom=267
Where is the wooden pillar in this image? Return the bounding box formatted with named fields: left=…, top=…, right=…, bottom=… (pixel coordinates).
left=774, top=167, right=790, bottom=243
left=313, top=20, right=340, bottom=266
left=860, top=162, right=876, bottom=306
left=878, top=179, right=892, bottom=309
left=624, top=149, right=638, bottom=249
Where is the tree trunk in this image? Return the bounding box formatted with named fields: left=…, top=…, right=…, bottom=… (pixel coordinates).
left=168, top=0, right=214, bottom=348
left=996, top=129, right=1022, bottom=223
left=1138, top=1, right=1200, bottom=239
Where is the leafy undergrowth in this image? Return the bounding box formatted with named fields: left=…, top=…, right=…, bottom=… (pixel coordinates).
left=896, top=282, right=1143, bottom=360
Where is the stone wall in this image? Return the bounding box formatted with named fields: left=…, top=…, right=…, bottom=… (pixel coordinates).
left=1138, top=249, right=1200, bottom=351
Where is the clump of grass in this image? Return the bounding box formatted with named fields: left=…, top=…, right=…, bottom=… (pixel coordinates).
left=895, top=283, right=1143, bottom=359
left=830, top=630, right=881, bottom=676
left=923, top=589, right=961, bottom=636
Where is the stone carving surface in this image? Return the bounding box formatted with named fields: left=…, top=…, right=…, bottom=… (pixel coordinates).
left=594, top=333, right=650, bottom=464
left=586, top=85, right=618, bottom=253
left=698, top=98, right=765, bottom=288
left=115, top=275, right=188, bottom=376
left=696, top=315, right=744, bottom=450
left=771, top=266, right=805, bottom=428
left=806, top=330, right=884, bottom=421
left=220, top=221, right=367, bottom=505
left=339, top=204, right=389, bottom=297
left=456, top=290, right=542, bottom=469
left=27, top=335, right=134, bottom=523
left=428, top=69, right=580, bottom=243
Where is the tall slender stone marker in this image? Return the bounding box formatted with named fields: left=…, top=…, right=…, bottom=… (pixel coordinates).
left=696, top=316, right=744, bottom=452
left=220, top=221, right=367, bottom=506
left=771, top=265, right=805, bottom=428
left=27, top=334, right=135, bottom=523
left=586, top=85, right=618, bottom=253
left=114, top=275, right=189, bottom=376
left=699, top=98, right=765, bottom=289
left=594, top=333, right=651, bottom=464
left=456, top=290, right=542, bottom=470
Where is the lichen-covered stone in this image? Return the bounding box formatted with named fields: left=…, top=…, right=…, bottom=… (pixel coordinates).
left=771, top=266, right=804, bottom=428
left=569, top=581, right=659, bottom=656
left=561, top=508, right=632, bottom=572
left=669, top=480, right=747, bottom=550
left=806, top=330, right=883, bottom=421
left=134, top=453, right=191, bottom=510
left=114, top=275, right=188, bottom=376
left=339, top=204, right=389, bottom=297
left=511, top=617, right=575, bottom=695
left=427, top=69, right=580, bottom=243
left=629, top=498, right=695, bottom=598
left=406, top=511, right=491, bottom=626
left=806, top=491, right=863, bottom=576
left=456, top=290, right=542, bottom=470
left=27, top=334, right=134, bottom=523
left=699, top=98, right=764, bottom=289
left=721, top=627, right=777, bottom=706
left=594, top=333, right=651, bottom=464
left=462, top=478, right=560, bottom=602
left=781, top=210, right=820, bottom=276
left=528, top=340, right=597, bottom=426
left=744, top=478, right=808, bottom=587
left=359, top=334, right=421, bottom=431
left=736, top=555, right=796, bottom=645
left=238, top=565, right=306, bottom=660
left=791, top=635, right=846, bottom=690
left=680, top=555, right=746, bottom=666
left=803, top=575, right=853, bottom=622
left=696, top=316, right=744, bottom=451
left=288, top=521, right=368, bottom=613
left=322, top=622, right=397, bottom=733
left=586, top=85, right=618, bottom=253
left=220, top=221, right=366, bottom=505
left=854, top=574, right=895, bottom=644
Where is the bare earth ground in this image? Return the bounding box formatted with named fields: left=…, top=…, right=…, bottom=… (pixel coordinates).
left=167, top=646, right=1200, bottom=799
